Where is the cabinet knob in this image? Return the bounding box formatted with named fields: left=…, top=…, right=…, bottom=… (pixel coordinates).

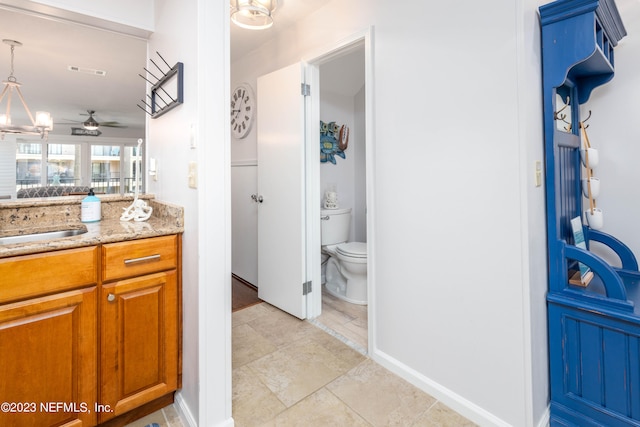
left=107, top=293, right=116, bottom=302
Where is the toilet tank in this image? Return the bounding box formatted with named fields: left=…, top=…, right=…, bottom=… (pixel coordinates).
left=321, top=208, right=351, bottom=245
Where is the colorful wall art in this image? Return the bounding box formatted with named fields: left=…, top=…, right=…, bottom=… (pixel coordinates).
left=320, top=120, right=349, bottom=164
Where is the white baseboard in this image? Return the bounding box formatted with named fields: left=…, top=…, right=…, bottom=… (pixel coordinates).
left=537, top=406, right=550, bottom=427
left=174, top=392, right=198, bottom=427
left=173, top=392, right=235, bottom=427
left=370, top=348, right=511, bottom=427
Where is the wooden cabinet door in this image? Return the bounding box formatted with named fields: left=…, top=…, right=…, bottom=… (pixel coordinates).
left=99, top=271, right=178, bottom=423
left=0, top=287, right=97, bottom=427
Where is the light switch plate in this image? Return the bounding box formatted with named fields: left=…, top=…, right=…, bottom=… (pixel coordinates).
left=535, top=161, right=542, bottom=187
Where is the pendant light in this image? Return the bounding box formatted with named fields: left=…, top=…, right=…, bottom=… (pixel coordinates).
left=0, top=39, right=52, bottom=139
left=83, top=110, right=99, bottom=131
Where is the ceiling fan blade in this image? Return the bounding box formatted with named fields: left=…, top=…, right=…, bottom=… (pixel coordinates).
left=99, top=121, right=127, bottom=128
left=61, top=111, right=127, bottom=128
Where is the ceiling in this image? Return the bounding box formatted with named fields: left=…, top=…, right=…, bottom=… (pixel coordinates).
left=230, top=0, right=328, bottom=62
left=231, top=0, right=365, bottom=97
left=0, top=1, right=336, bottom=140
left=0, top=6, right=147, bottom=139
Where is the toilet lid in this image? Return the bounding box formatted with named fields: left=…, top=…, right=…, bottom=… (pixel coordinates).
left=336, top=242, right=367, bottom=258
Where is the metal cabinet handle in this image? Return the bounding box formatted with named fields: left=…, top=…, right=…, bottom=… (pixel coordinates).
left=321, top=215, right=330, bottom=220
left=107, top=293, right=116, bottom=302
left=251, top=194, right=264, bottom=203
left=124, top=254, right=161, bottom=265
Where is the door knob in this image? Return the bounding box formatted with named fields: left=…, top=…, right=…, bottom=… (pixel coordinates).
left=107, top=293, right=116, bottom=302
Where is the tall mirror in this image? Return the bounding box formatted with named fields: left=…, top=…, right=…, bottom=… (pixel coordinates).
left=0, top=7, right=146, bottom=200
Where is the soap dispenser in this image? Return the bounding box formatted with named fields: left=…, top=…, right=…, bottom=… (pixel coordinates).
left=81, top=188, right=101, bottom=223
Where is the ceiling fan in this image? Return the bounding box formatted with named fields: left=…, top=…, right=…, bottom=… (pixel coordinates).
left=58, top=110, right=127, bottom=130
left=81, top=110, right=127, bottom=129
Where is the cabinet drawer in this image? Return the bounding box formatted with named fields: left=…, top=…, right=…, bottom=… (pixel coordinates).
left=102, top=235, right=177, bottom=282
left=0, top=246, right=98, bottom=304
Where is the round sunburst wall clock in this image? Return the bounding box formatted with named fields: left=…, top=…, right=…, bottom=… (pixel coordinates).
left=231, top=83, right=255, bottom=139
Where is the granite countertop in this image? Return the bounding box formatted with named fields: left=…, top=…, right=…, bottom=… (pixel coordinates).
left=0, top=194, right=184, bottom=258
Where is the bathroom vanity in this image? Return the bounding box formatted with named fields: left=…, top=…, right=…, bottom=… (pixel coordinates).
left=539, top=1, right=640, bottom=426
left=0, top=196, right=183, bottom=427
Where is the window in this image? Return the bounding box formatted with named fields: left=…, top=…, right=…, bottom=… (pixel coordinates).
left=48, top=144, right=81, bottom=186
left=14, top=138, right=144, bottom=196
left=90, top=144, right=142, bottom=194
left=16, top=143, right=42, bottom=187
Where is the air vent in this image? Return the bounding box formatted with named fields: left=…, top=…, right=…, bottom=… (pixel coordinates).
left=67, top=66, right=107, bottom=77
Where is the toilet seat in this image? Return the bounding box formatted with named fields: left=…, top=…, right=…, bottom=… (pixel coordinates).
left=336, top=242, right=367, bottom=258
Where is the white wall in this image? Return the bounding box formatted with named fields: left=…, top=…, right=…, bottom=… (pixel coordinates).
left=371, top=2, right=525, bottom=424
left=522, top=2, right=549, bottom=423
left=320, top=90, right=362, bottom=243
left=232, top=1, right=548, bottom=425
left=584, top=0, right=640, bottom=266
left=148, top=1, right=231, bottom=426
left=147, top=0, right=201, bottom=423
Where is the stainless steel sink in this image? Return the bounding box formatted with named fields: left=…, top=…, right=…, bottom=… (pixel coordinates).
left=0, top=228, right=88, bottom=245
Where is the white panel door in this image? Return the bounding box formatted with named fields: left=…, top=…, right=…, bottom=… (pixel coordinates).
left=231, top=163, right=258, bottom=285
left=257, top=63, right=307, bottom=319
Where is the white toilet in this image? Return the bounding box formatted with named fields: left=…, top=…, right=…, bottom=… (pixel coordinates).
left=321, top=207, right=367, bottom=305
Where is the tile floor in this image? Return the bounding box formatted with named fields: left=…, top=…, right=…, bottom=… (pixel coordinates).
left=232, top=302, right=478, bottom=426
left=123, top=404, right=183, bottom=427
left=127, top=300, right=476, bottom=427
left=313, top=285, right=368, bottom=353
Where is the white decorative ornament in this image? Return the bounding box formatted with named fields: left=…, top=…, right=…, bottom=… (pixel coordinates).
left=121, top=139, right=153, bottom=222
left=324, top=191, right=338, bottom=209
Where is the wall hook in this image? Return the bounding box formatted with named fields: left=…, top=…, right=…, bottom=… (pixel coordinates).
left=582, top=110, right=592, bottom=128
left=554, top=96, right=570, bottom=120
left=553, top=95, right=572, bottom=131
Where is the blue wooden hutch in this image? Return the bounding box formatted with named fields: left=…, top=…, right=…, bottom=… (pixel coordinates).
left=539, top=0, right=640, bottom=425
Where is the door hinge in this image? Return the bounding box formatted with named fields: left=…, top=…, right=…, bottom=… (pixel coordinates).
left=302, top=280, right=312, bottom=295
left=301, top=83, right=311, bottom=96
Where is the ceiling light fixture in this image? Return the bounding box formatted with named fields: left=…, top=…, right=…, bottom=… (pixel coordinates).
left=83, top=110, right=99, bottom=131
left=0, top=39, right=52, bottom=139
left=231, top=0, right=277, bottom=30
